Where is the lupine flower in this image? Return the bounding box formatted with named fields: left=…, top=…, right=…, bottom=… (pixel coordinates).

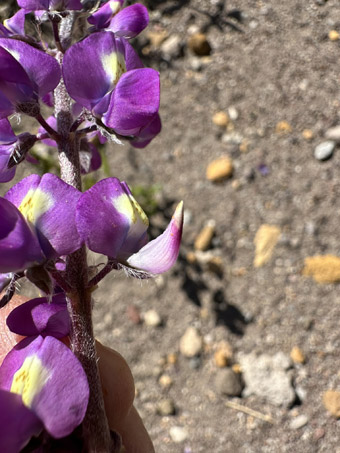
left=0, top=38, right=61, bottom=118
left=0, top=9, right=26, bottom=38
left=63, top=31, right=161, bottom=146
left=76, top=178, right=183, bottom=274
left=88, top=0, right=124, bottom=29
left=88, top=2, right=149, bottom=39
left=7, top=293, right=70, bottom=338
left=0, top=118, right=37, bottom=182
left=0, top=334, right=89, bottom=444
left=0, top=173, right=82, bottom=273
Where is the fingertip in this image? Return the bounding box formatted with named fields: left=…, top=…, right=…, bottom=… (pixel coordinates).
left=96, top=340, right=135, bottom=429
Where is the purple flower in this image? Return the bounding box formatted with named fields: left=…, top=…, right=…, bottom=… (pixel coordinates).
left=88, top=0, right=124, bottom=29
left=0, top=38, right=61, bottom=118
left=63, top=31, right=160, bottom=146
left=0, top=118, right=37, bottom=182
left=0, top=335, right=89, bottom=443
left=0, top=9, right=26, bottom=38
left=7, top=293, right=70, bottom=339
left=88, top=2, right=149, bottom=39
left=0, top=173, right=82, bottom=273
left=76, top=178, right=183, bottom=274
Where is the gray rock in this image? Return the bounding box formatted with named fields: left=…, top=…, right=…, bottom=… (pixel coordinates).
left=314, top=141, right=336, bottom=161
left=169, top=426, right=188, bottom=443
left=238, top=352, right=296, bottom=407
left=215, top=368, right=243, bottom=396
left=325, top=125, right=340, bottom=143
left=289, top=414, right=309, bottom=430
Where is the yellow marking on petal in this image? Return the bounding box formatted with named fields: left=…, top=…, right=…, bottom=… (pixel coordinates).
left=18, top=188, right=53, bottom=224
left=101, top=52, right=126, bottom=87
left=10, top=355, right=50, bottom=408
left=111, top=1, right=122, bottom=14
left=114, top=193, right=149, bottom=226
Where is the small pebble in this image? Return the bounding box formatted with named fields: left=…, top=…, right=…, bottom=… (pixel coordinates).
left=159, top=374, right=173, bottom=388
left=194, top=220, right=216, bottom=251
left=187, top=33, right=211, bottom=56
left=329, top=30, right=340, bottom=41
left=161, top=35, right=182, bottom=59
left=143, top=309, right=162, bottom=327
left=157, top=398, right=176, bottom=416
left=323, top=390, right=340, bottom=417
left=169, top=426, right=188, bottom=443
left=212, top=111, right=229, bottom=127
left=289, top=414, right=309, bottom=429
left=167, top=352, right=178, bottom=365
left=214, top=341, right=233, bottom=368
left=179, top=327, right=203, bottom=357
left=215, top=368, right=243, bottom=396
left=228, top=106, right=239, bottom=121
left=126, top=305, right=141, bottom=325
left=275, top=121, right=292, bottom=134
left=313, top=427, right=325, bottom=441
left=290, top=346, right=305, bottom=364
left=302, top=129, right=313, bottom=140
left=325, top=125, right=340, bottom=143
left=206, top=156, right=233, bottom=182
left=314, top=141, right=335, bottom=161
left=303, top=255, right=340, bottom=283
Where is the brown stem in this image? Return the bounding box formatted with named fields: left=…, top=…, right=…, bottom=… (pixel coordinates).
left=54, top=18, right=113, bottom=451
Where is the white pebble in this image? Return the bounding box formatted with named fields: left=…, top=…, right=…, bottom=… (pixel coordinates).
left=314, top=141, right=335, bottom=161
left=169, top=426, right=188, bottom=443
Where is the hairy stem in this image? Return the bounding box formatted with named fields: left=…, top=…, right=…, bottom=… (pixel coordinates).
left=54, top=19, right=113, bottom=452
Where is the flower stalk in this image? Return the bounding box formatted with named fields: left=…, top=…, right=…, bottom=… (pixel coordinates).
left=54, top=19, right=113, bottom=453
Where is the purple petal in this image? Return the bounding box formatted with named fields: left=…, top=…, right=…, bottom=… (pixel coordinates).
left=88, top=0, right=124, bottom=29
left=0, top=38, right=61, bottom=97
left=76, top=177, right=130, bottom=257
left=7, top=293, right=70, bottom=338
left=0, top=150, right=16, bottom=183
left=109, top=4, right=149, bottom=39
left=0, top=389, right=42, bottom=453
left=127, top=201, right=183, bottom=273
left=0, top=197, right=44, bottom=273
left=0, top=335, right=89, bottom=438
left=0, top=46, right=34, bottom=104
left=130, top=113, right=161, bottom=148
left=102, top=68, right=160, bottom=135
left=63, top=32, right=122, bottom=110
left=5, top=173, right=82, bottom=258
left=3, top=9, right=26, bottom=36
left=123, top=38, right=144, bottom=70
left=0, top=89, right=15, bottom=118
left=0, top=119, right=16, bottom=144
